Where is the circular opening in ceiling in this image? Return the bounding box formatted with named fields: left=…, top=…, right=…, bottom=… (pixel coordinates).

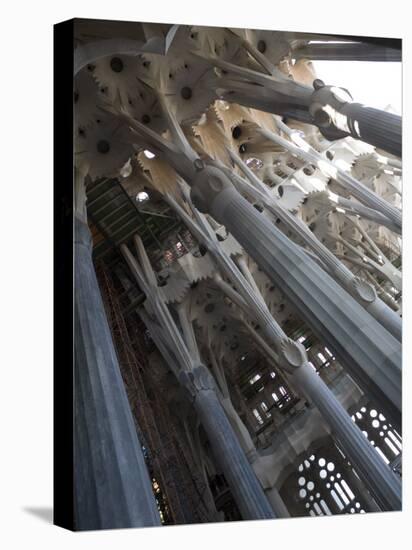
left=110, top=57, right=124, bottom=73
left=232, top=126, right=242, bottom=139
left=97, top=140, right=110, bottom=154
left=257, top=40, right=267, bottom=53
left=303, top=165, right=315, bottom=176
left=181, top=86, right=193, bottom=100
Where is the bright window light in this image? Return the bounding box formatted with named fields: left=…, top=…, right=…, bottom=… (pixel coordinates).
left=136, top=191, right=149, bottom=202
left=249, top=374, right=261, bottom=385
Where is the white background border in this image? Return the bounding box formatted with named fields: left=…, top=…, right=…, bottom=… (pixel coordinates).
left=0, top=1, right=410, bottom=548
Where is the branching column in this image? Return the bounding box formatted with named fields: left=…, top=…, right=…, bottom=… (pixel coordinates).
left=227, top=153, right=401, bottom=340
left=190, top=167, right=402, bottom=428
left=121, top=241, right=276, bottom=521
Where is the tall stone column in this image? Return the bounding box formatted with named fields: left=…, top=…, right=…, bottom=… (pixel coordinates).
left=181, top=366, right=276, bottom=521
left=74, top=217, right=161, bottom=530
left=190, top=167, right=402, bottom=428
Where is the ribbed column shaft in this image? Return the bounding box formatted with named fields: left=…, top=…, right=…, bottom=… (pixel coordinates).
left=193, top=388, right=276, bottom=520
left=74, top=218, right=161, bottom=530
left=364, top=298, right=401, bottom=341
left=341, top=103, right=402, bottom=158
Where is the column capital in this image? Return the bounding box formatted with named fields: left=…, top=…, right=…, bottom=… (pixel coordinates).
left=351, top=277, right=378, bottom=304
left=279, top=338, right=308, bottom=372
left=178, top=364, right=218, bottom=397
left=309, top=80, right=352, bottom=139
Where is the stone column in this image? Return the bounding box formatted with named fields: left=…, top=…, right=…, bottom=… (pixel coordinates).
left=74, top=217, right=161, bottom=530
left=181, top=366, right=276, bottom=521
left=190, top=167, right=401, bottom=428
left=340, top=103, right=401, bottom=158
left=310, top=81, right=402, bottom=158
